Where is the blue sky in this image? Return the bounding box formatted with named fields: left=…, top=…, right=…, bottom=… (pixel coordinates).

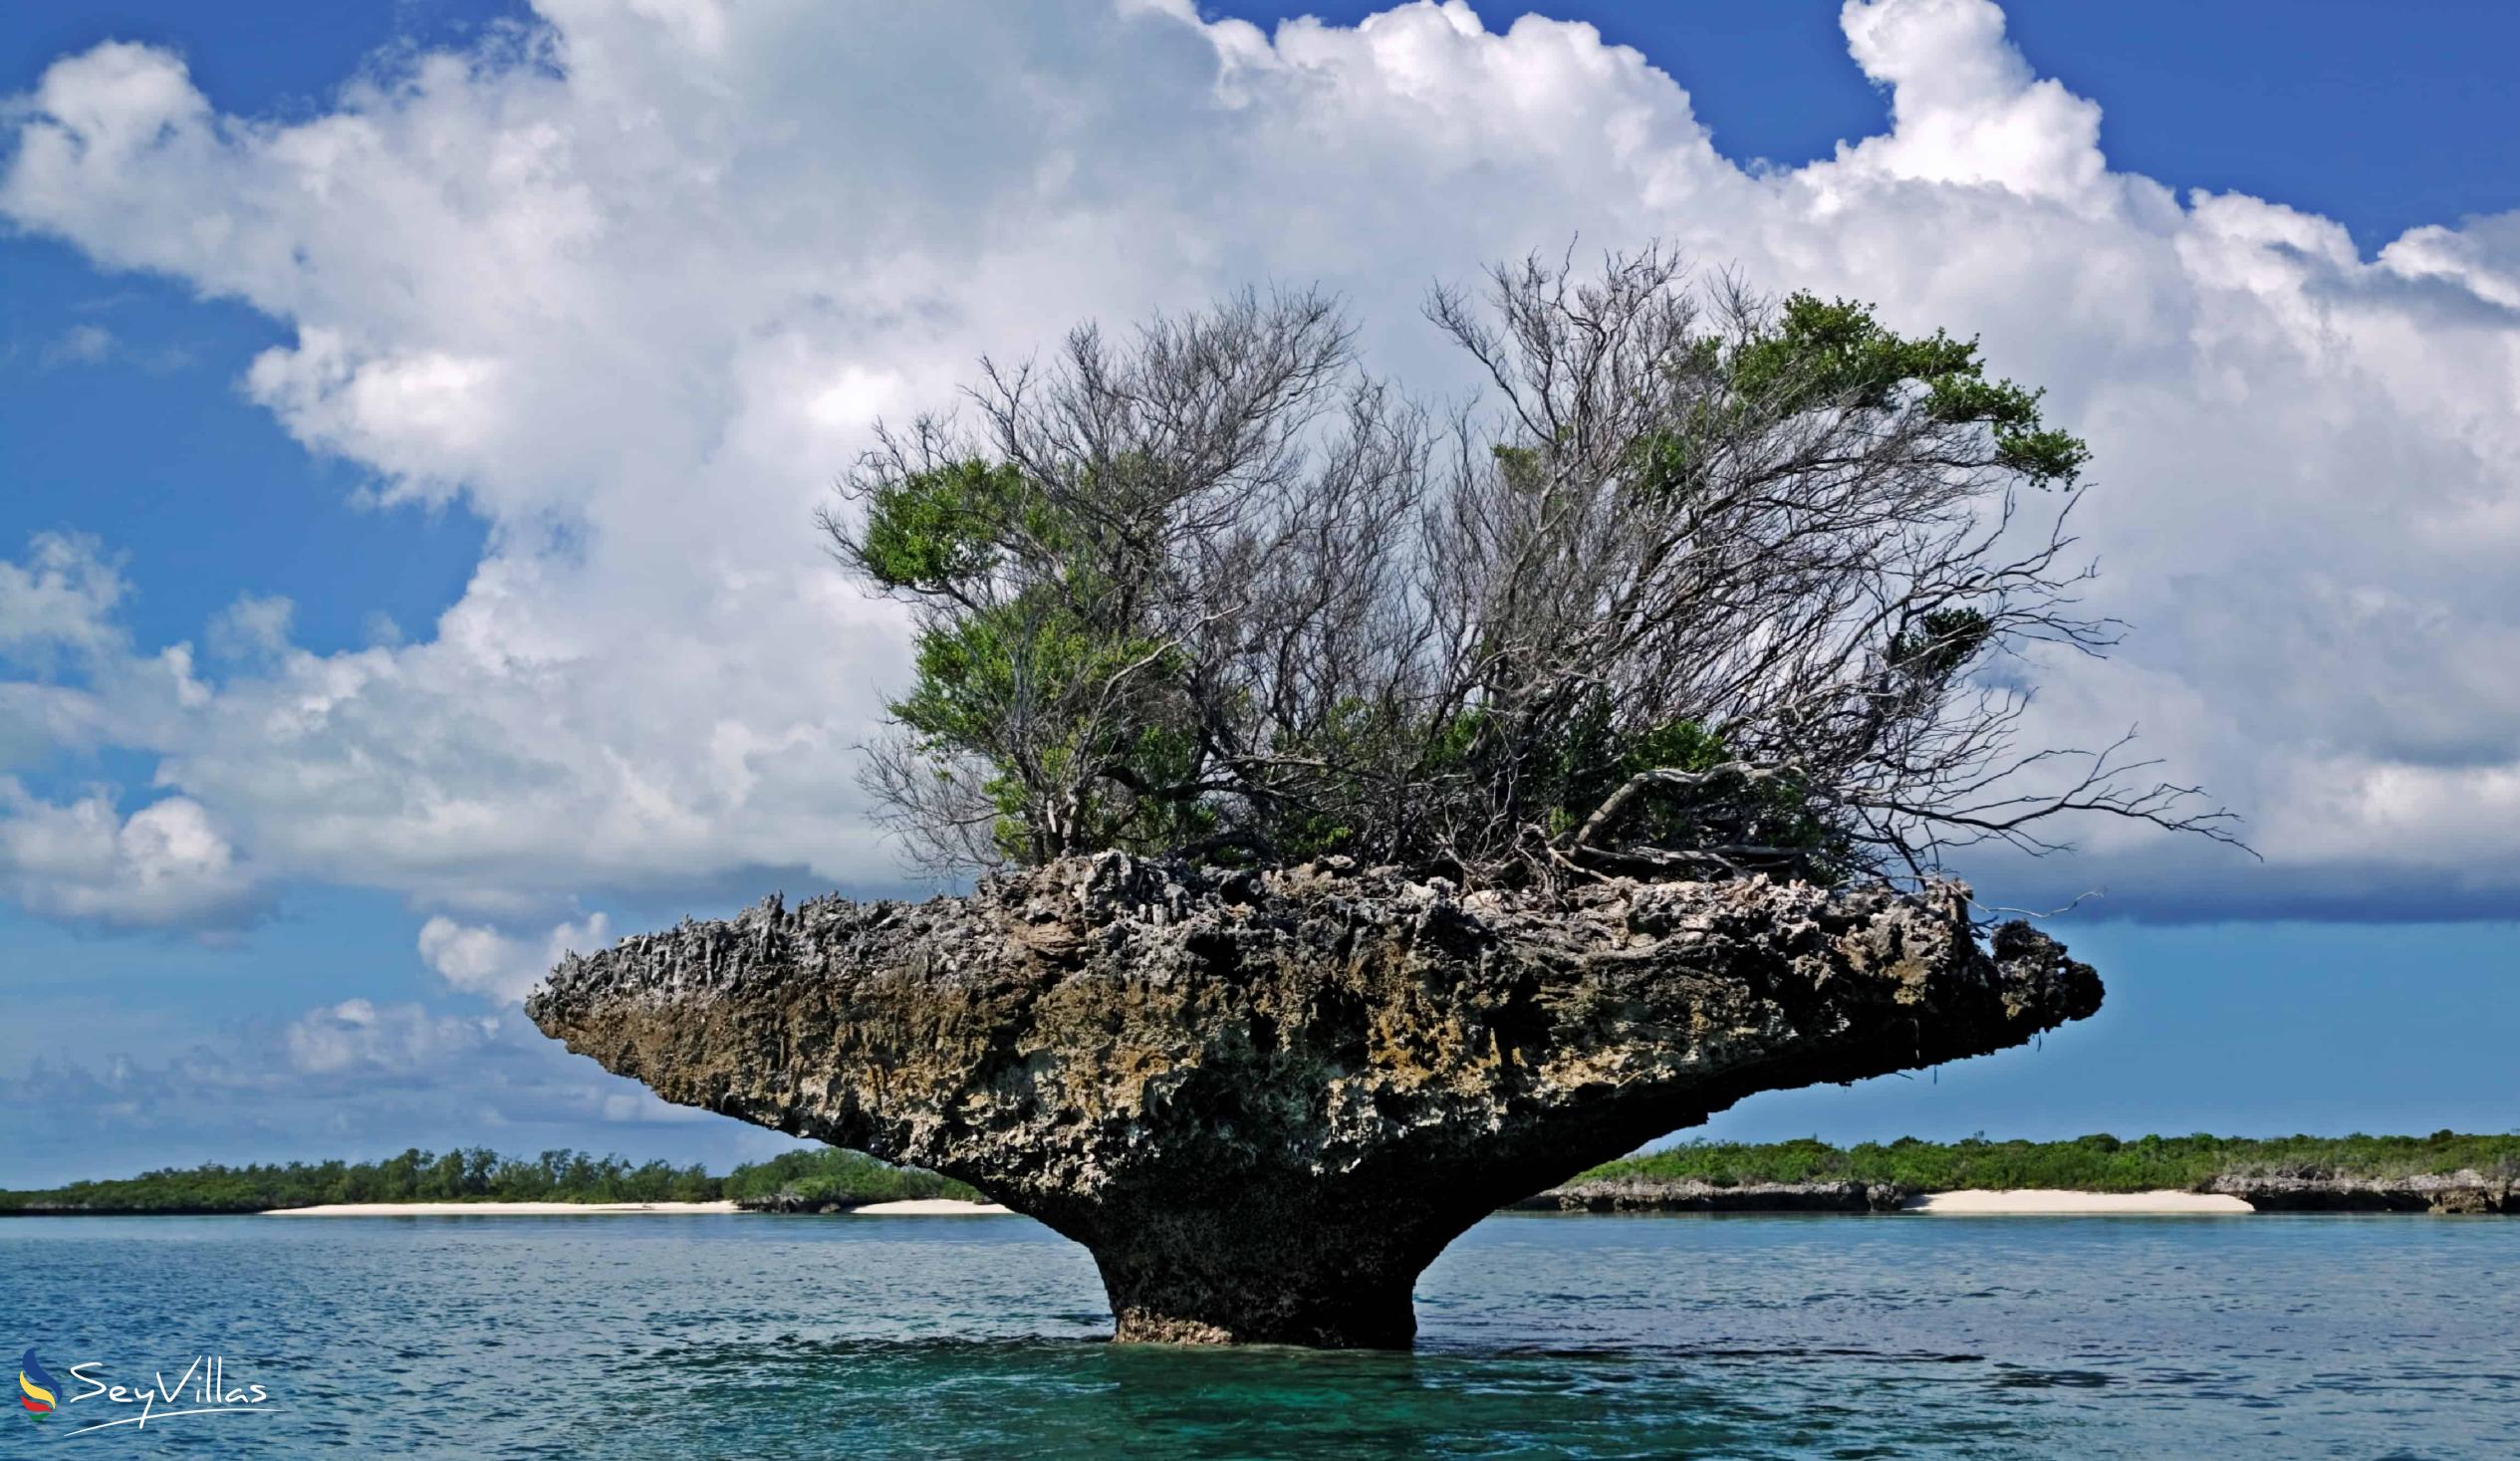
left=3, top=1, right=2516, bottom=1185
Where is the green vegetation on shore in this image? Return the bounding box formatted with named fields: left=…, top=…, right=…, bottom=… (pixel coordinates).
left=1579, top=1132, right=2520, bottom=1193
left=0, top=1145, right=966, bottom=1215
left=13, top=1133, right=2514, bottom=1214
left=720, top=1148, right=978, bottom=1208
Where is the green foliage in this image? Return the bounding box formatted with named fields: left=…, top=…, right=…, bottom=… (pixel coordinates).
left=1249, top=698, right=1403, bottom=861
left=1580, top=1131, right=2520, bottom=1193
left=1880, top=607, right=1995, bottom=723
left=1547, top=699, right=1851, bottom=880
left=0, top=1147, right=723, bottom=1214
left=1550, top=702, right=1731, bottom=822
left=860, top=452, right=1217, bottom=864
left=841, top=275, right=2114, bottom=882
left=1728, top=294, right=1969, bottom=410
left=718, top=1148, right=978, bottom=1208
left=1725, top=293, right=2088, bottom=484
left=855, top=460, right=1032, bottom=593
left=894, top=599, right=1170, bottom=754
left=888, top=589, right=1191, bottom=859
left=1889, top=609, right=1993, bottom=686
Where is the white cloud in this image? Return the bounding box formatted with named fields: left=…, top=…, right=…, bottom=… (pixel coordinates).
left=599, top=1088, right=717, bottom=1123
left=0, top=534, right=210, bottom=765
left=27, top=321, right=190, bottom=373
left=418, top=911, right=614, bottom=1003
left=1, top=0, right=2517, bottom=921
left=0, top=532, right=126, bottom=663
left=283, top=997, right=500, bottom=1077
left=41, top=323, right=116, bottom=366
left=206, top=593, right=295, bottom=661
left=1835, top=0, right=2105, bottom=201
left=0, top=780, right=260, bottom=928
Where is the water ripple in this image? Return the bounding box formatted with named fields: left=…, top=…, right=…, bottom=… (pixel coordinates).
left=1, top=1211, right=2512, bottom=1458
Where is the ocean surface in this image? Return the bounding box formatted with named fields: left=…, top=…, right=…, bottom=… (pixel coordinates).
left=1, top=1211, right=2510, bottom=1458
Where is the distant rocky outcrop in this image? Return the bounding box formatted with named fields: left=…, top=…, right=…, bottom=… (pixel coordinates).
left=2208, top=1170, right=2514, bottom=1213
left=735, top=1192, right=879, bottom=1215
left=1514, top=1177, right=1914, bottom=1213
left=527, top=853, right=2100, bottom=1346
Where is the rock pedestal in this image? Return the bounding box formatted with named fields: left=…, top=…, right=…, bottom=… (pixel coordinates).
left=526, top=854, right=2100, bottom=1347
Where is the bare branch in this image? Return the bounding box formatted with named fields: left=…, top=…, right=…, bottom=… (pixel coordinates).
left=832, top=249, right=2242, bottom=892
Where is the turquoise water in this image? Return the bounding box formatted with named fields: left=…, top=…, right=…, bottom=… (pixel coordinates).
left=1, top=1212, right=2511, bottom=1457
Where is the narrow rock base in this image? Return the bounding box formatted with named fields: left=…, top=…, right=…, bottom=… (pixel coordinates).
left=1101, top=1261, right=1419, bottom=1348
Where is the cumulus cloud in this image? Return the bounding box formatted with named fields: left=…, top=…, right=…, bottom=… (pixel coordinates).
left=418, top=911, right=614, bottom=1003
left=0, top=534, right=210, bottom=763
left=0, top=779, right=260, bottom=928
left=1, top=0, right=2517, bottom=921
left=0, top=531, right=126, bottom=664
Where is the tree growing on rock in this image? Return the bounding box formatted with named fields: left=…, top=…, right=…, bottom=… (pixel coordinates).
left=536, top=253, right=2225, bottom=1349
left=825, top=249, right=2234, bottom=888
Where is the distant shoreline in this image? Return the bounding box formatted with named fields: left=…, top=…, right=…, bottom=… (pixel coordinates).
left=1509, top=1187, right=2255, bottom=1215
left=260, top=1198, right=1016, bottom=1216
left=263, top=1200, right=741, bottom=1217
left=1532, top=1134, right=2519, bottom=1216
left=1, top=1188, right=2501, bottom=1219
left=10, top=1133, right=2512, bottom=1218
left=0, top=1197, right=1023, bottom=1219
left=1521, top=1173, right=2512, bottom=1216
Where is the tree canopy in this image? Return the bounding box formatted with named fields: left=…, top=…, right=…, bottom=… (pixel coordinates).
left=827, top=249, right=2233, bottom=889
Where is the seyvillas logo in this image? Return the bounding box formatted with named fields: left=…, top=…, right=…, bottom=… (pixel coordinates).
left=15, top=1349, right=280, bottom=1438
left=19, top=1349, right=58, bottom=1414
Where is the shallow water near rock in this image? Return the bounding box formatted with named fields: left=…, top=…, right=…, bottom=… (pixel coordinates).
left=3, top=1211, right=2509, bottom=1457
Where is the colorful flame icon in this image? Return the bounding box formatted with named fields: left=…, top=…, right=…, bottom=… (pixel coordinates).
left=19, top=1348, right=58, bottom=1414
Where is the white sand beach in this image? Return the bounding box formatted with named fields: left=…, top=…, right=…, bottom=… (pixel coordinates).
left=262, top=1201, right=741, bottom=1216
left=848, top=1198, right=1013, bottom=1215
left=1902, top=1189, right=2252, bottom=1215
